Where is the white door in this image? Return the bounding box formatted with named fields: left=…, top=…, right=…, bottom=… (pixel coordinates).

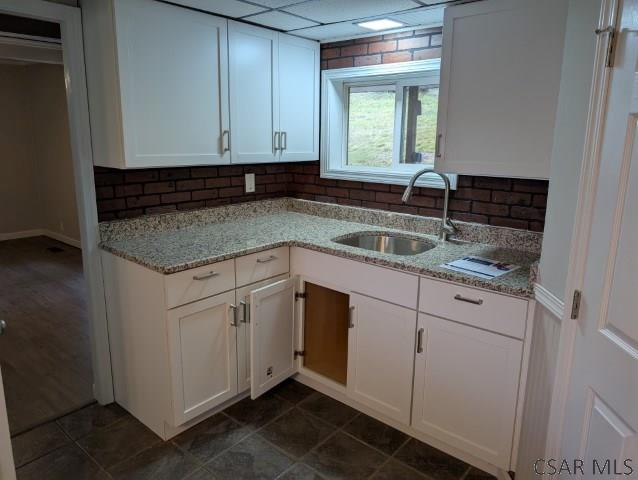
left=559, top=1, right=638, bottom=467
left=347, top=294, right=416, bottom=424
left=278, top=34, right=319, bottom=162
left=167, top=291, right=238, bottom=426
left=250, top=278, right=296, bottom=399
left=412, top=314, right=522, bottom=469
left=435, top=0, right=566, bottom=178
left=115, top=0, right=230, bottom=167
left=0, top=365, right=15, bottom=480
left=229, top=21, right=279, bottom=164
left=235, top=274, right=289, bottom=394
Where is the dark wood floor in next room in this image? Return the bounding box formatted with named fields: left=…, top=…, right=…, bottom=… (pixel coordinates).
left=0, top=236, right=94, bottom=435
left=12, top=378, right=497, bottom=480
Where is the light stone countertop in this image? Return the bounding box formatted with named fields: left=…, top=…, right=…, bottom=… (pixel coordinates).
left=99, top=198, right=541, bottom=298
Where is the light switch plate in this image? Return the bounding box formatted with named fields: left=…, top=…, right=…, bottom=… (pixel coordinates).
left=245, top=173, right=255, bottom=193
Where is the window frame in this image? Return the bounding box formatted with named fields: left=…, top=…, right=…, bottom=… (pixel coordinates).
left=321, top=59, right=457, bottom=190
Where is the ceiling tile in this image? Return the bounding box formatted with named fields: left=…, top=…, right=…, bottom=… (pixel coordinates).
left=290, top=22, right=370, bottom=41
left=246, top=10, right=320, bottom=30
left=247, top=0, right=312, bottom=7
left=169, top=0, right=267, bottom=18
left=283, top=0, right=421, bottom=24
left=389, top=6, right=444, bottom=26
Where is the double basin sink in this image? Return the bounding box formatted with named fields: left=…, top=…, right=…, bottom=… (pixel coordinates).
left=334, top=233, right=436, bottom=256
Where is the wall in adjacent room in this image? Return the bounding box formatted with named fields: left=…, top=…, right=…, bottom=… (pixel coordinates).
left=0, top=63, right=80, bottom=244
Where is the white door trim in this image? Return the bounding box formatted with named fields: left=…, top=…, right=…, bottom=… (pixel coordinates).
left=0, top=0, right=114, bottom=404
left=544, top=0, right=618, bottom=461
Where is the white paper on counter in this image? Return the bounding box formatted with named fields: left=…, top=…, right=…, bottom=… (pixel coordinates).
left=441, top=256, right=520, bottom=280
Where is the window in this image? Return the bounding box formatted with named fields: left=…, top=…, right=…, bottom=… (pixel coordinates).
left=321, top=60, right=456, bottom=190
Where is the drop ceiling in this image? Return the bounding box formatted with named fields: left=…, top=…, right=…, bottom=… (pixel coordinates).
left=169, top=0, right=462, bottom=42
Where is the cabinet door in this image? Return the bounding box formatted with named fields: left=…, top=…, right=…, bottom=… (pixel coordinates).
left=229, top=21, right=279, bottom=164
left=167, top=291, right=238, bottom=426
left=236, top=274, right=289, bottom=394
left=435, top=0, right=566, bottom=178
left=250, top=278, right=296, bottom=399
left=412, top=313, right=522, bottom=468
left=347, top=294, right=416, bottom=424
left=114, top=0, right=230, bottom=167
left=278, top=34, right=319, bottom=162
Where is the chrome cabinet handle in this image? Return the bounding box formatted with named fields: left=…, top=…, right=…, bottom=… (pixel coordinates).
left=454, top=294, right=483, bottom=305
left=240, top=300, right=250, bottom=323
left=193, top=271, right=219, bottom=281
left=348, top=306, right=355, bottom=328
left=256, top=255, right=277, bottom=264
left=281, top=131, right=287, bottom=151
left=229, top=304, right=238, bottom=327
left=416, top=328, right=424, bottom=353
left=273, top=131, right=280, bottom=152
left=222, top=130, right=230, bottom=153
left=435, top=133, right=442, bottom=158
left=0, top=320, right=6, bottom=336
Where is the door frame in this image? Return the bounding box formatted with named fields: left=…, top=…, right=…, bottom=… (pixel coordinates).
left=544, top=0, right=618, bottom=460
left=0, top=0, right=114, bottom=404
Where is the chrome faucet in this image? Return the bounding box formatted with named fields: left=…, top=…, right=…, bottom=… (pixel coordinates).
left=402, top=169, right=458, bottom=242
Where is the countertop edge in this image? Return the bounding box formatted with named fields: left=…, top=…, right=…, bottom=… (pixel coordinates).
left=100, top=240, right=535, bottom=299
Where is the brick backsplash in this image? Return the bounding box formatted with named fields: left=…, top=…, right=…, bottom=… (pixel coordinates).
left=92, top=28, right=548, bottom=231
left=95, top=161, right=547, bottom=231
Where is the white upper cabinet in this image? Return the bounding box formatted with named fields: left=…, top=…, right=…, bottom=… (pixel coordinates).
left=228, top=22, right=280, bottom=164
left=229, top=21, right=319, bottom=164
left=278, top=35, right=320, bottom=162
left=83, top=0, right=231, bottom=168
left=434, top=0, right=568, bottom=179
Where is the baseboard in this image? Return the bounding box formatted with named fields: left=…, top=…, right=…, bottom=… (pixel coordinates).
left=0, top=229, right=81, bottom=249
left=43, top=230, right=82, bottom=249
left=0, top=229, right=43, bottom=242
left=534, top=283, right=565, bottom=320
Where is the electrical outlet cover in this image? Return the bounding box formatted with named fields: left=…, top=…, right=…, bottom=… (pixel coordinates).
left=245, top=173, right=256, bottom=193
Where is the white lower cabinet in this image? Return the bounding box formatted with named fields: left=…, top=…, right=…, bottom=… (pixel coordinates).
left=167, top=291, right=238, bottom=426
left=235, top=274, right=289, bottom=393
left=411, top=313, right=523, bottom=468
left=347, top=294, right=416, bottom=424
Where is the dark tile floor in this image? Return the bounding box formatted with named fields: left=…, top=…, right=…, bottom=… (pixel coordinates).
left=11, top=379, right=497, bottom=480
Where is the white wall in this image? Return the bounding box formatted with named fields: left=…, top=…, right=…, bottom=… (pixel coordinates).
left=516, top=1, right=601, bottom=478
left=538, top=0, right=602, bottom=301
left=0, top=63, right=80, bottom=244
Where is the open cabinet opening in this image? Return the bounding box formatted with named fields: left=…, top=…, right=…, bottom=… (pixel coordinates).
left=302, top=282, right=349, bottom=385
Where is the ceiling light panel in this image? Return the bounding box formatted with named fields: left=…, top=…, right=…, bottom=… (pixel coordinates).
left=246, top=10, right=319, bottom=30
left=357, top=18, right=404, bottom=30
left=282, top=0, right=420, bottom=24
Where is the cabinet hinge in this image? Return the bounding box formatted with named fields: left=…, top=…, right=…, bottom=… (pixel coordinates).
left=295, top=292, right=306, bottom=301
left=294, top=350, right=305, bottom=358
left=570, top=289, right=582, bottom=320
left=595, top=25, right=617, bottom=68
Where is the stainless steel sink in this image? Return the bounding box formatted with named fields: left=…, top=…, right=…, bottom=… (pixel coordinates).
left=334, top=233, right=436, bottom=256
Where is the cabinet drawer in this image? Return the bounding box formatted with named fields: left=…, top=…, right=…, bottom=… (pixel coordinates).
left=235, top=247, right=289, bottom=287
left=165, top=259, right=235, bottom=309
left=419, top=277, right=527, bottom=339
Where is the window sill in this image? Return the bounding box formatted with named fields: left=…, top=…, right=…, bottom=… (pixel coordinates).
left=321, top=167, right=457, bottom=190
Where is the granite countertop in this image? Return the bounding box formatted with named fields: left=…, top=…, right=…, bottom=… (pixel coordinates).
left=99, top=198, right=541, bottom=298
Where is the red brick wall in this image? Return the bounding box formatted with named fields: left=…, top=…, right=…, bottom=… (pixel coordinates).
left=93, top=28, right=549, bottom=231
left=321, top=27, right=442, bottom=69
